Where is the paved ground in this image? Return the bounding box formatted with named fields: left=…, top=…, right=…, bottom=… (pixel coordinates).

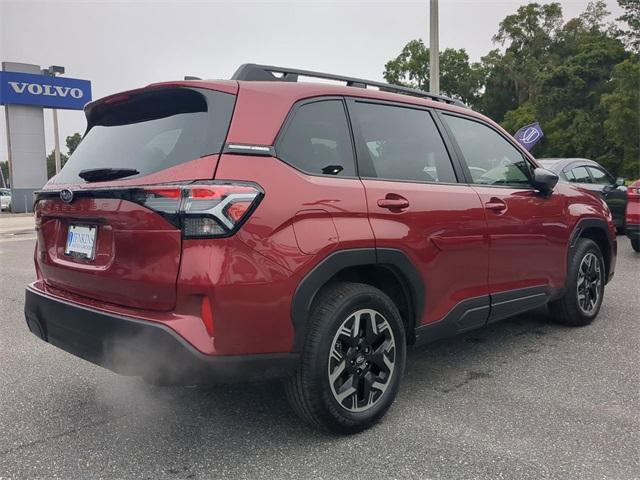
left=0, top=220, right=638, bottom=479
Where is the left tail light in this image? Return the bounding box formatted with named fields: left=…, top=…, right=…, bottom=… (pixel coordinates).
left=627, top=186, right=640, bottom=199
left=138, top=181, right=262, bottom=238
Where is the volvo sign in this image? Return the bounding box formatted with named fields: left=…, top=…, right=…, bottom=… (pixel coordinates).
left=1, top=62, right=93, bottom=213
left=0, top=70, right=91, bottom=110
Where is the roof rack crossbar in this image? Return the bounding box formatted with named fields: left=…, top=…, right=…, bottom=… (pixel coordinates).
left=231, top=63, right=466, bottom=107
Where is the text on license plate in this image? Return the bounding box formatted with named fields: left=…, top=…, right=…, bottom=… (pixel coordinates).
left=65, top=225, right=97, bottom=259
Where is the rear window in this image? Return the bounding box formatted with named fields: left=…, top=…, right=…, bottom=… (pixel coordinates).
left=53, top=87, right=235, bottom=184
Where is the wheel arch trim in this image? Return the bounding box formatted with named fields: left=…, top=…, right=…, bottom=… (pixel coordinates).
left=568, top=217, right=615, bottom=282
left=290, top=248, right=424, bottom=351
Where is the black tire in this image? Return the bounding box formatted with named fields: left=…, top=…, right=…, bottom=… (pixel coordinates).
left=548, top=238, right=605, bottom=326
left=286, top=282, right=406, bottom=434
left=631, top=238, right=640, bottom=253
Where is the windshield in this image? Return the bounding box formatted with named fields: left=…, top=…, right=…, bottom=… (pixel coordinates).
left=53, top=87, right=235, bottom=184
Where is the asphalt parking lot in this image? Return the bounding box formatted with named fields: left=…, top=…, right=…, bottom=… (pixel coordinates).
left=1, top=218, right=638, bottom=480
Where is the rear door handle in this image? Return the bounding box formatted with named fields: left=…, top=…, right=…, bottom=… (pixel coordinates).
left=377, top=195, right=410, bottom=210
left=485, top=198, right=507, bottom=212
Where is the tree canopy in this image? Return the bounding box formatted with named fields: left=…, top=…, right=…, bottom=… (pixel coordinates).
left=383, top=1, right=639, bottom=178
left=46, top=132, right=82, bottom=179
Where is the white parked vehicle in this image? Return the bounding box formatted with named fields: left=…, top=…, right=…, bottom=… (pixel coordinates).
left=0, top=189, right=11, bottom=211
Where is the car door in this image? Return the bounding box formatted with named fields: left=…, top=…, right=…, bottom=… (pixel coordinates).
left=347, top=98, right=490, bottom=332
left=586, top=165, right=626, bottom=228
left=440, top=112, right=568, bottom=323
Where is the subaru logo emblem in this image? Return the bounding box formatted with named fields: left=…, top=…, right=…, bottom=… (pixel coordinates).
left=60, top=189, right=74, bottom=203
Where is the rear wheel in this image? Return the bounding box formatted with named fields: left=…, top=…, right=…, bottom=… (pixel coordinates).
left=631, top=238, right=640, bottom=253
left=286, top=282, right=406, bottom=433
left=549, top=238, right=605, bottom=326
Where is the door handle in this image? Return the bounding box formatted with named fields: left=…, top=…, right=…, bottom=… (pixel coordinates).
left=485, top=198, right=507, bottom=212
left=377, top=195, right=410, bottom=210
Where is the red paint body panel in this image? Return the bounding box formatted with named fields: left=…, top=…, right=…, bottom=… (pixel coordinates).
left=471, top=186, right=569, bottom=293
left=35, top=197, right=181, bottom=311
left=215, top=154, right=374, bottom=273
left=28, top=77, right=618, bottom=363
left=176, top=237, right=296, bottom=354
left=625, top=180, right=640, bottom=225
left=226, top=81, right=480, bottom=145
left=361, top=180, right=489, bottom=325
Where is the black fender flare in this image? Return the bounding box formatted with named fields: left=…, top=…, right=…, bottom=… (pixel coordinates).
left=290, top=248, right=425, bottom=351
left=568, top=217, right=615, bottom=282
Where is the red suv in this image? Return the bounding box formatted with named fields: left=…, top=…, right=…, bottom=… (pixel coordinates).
left=25, top=64, right=617, bottom=433
left=626, top=179, right=640, bottom=252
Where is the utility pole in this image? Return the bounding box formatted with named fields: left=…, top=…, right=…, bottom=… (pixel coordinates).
left=429, top=0, right=440, bottom=94
left=52, top=109, right=61, bottom=174
left=42, top=65, right=65, bottom=174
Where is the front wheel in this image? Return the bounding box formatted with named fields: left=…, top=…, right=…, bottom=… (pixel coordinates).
left=286, top=282, right=406, bottom=434
left=631, top=238, right=640, bottom=253
left=549, top=238, right=605, bottom=326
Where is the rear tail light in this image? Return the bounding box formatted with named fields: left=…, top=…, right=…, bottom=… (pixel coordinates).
left=627, top=186, right=640, bottom=199
left=138, top=182, right=262, bottom=238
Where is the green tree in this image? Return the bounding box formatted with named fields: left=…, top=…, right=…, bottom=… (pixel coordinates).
left=0, top=161, right=9, bottom=188
left=46, top=132, right=82, bottom=179
left=66, top=132, right=82, bottom=156
left=617, top=0, right=640, bottom=52
left=382, top=2, right=639, bottom=176
left=477, top=49, right=518, bottom=122
left=383, top=40, right=483, bottom=107
left=46, top=151, right=69, bottom=179
left=531, top=6, right=629, bottom=167
left=492, top=2, right=563, bottom=104
left=601, top=57, right=640, bottom=178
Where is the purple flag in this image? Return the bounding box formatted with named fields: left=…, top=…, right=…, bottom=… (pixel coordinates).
left=514, top=122, right=544, bottom=151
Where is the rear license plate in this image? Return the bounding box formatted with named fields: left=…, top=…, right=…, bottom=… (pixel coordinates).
left=65, top=224, right=97, bottom=260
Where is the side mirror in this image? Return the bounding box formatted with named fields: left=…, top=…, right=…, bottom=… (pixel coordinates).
left=616, top=177, right=625, bottom=187
left=533, top=167, right=559, bottom=194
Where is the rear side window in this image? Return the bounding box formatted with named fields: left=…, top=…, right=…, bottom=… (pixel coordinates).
left=54, top=88, right=235, bottom=184
left=568, top=166, right=592, bottom=183
left=276, top=100, right=355, bottom=177
left=350, top=102, right=457, bottom=183
left=444, top=114, right=532, bottom=187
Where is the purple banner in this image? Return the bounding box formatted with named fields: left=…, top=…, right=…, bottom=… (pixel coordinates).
left=514, top=122, right=544, bottom=151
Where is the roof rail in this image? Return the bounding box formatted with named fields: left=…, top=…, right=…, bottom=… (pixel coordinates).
left=231, top=63, right=467, bottom=108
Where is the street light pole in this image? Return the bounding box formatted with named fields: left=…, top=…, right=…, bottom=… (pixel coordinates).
left=429, top=0, right=440, bottom=94
left=42, top=65, right=65, bottom=175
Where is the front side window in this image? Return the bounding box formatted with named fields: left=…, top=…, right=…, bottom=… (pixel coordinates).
left=349, top=102, right=457, bottom=183
left=444, top=114, right=532, bottom=187
left=587, top=166, right=613, bottom=185
left=568, top=166, right=592, bottom=184
left=276, top=100, right=355, bottom=176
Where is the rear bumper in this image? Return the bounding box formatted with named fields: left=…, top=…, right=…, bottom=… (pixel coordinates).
left=24, top=284, right=298, bottom=384
left=626, top=224, right=640, bottom=241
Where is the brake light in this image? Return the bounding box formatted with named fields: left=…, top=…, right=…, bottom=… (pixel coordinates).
left=627, top=186, right=640, bottom=199
left=139, top=182, right=262, bottom=238
left=226, top=201, right=253, bottom=222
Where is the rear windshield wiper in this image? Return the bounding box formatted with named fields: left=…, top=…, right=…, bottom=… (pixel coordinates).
left=78, top=168, right=139, bottom=182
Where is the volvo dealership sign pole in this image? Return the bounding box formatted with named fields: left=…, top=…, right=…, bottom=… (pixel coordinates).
left=0, top=62, right=91, bottom=212
left=42, top=65, right=67, bottom=174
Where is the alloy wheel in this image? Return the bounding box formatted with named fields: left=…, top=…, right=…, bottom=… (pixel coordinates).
left=327, top=309, right=396, bottom=413
left=576, top=252, right=602, bottom=316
